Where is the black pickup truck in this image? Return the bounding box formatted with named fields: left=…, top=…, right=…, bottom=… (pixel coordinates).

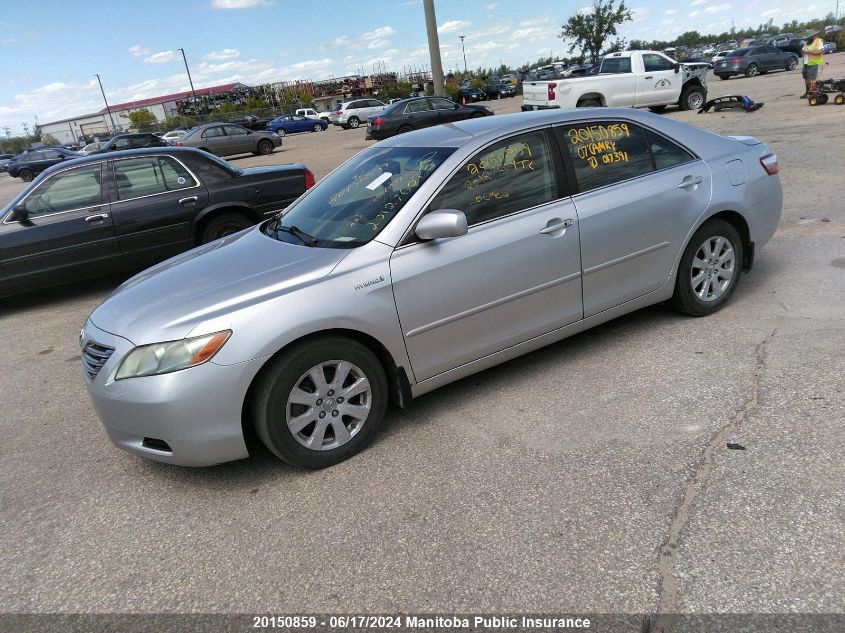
left=226, top=114, right=275, bottom=130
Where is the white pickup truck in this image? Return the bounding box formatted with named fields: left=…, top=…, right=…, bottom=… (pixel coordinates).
left=521, top=50, right=709, bottom=112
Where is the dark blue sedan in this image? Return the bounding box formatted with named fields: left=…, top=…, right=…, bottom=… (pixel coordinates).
left=266, top=114, right=328, bottom=136
left=7, top=147, right=80, bottom=182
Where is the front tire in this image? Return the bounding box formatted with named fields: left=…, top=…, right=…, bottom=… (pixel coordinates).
left=786, top=58, right=797, bottom=71
left=670, top=219, right=743, bottom=317
left=313, top=123, right=322, bottom=132
left=649, top=105, right=667, bottom=113
left=257, top=139, right=274, bottom=155
left=718, top=75, right=730, bottom=80
left=348, top=116, right=360, bottom=129
left=251, top=337, right=388, bottom=468
left=679, top=84, right=706, bottom=111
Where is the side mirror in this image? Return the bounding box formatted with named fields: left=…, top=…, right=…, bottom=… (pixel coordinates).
left=11, top=204, right=29, bottom=222
left=415, top=209, right=468, bottom=241
left=674, top=63, right=681, bottom=73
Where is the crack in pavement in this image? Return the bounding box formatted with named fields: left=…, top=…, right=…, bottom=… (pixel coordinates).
left=647, top=328, right=778, bottom=633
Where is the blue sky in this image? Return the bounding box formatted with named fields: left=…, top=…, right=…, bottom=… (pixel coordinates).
left=0, top=0, right=832, bottom=131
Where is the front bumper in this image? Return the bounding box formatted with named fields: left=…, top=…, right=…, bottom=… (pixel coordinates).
left=81, top=319, right=268, bottom=467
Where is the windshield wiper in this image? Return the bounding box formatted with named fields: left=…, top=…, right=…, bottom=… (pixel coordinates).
left=275, top=223, right=318, bottom=246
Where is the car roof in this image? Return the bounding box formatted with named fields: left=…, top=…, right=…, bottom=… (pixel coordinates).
left=35, top=147, right=209, bottom=177
left=378, top=108, right=722, bottom=152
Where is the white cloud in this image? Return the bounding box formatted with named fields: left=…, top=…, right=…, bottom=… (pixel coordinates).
left=665, top=9, right=678, bottom=15
left=204, top=48, right=241, bottom=60
left=332, top=26, right=397, bottom=50
left=211, top=0, right=271, bottom=8
left=486, top=3, right=499, bottom=9
left=690, top=0, right=705, bottom=5
left=761, top=8, right=781, bottom=17
left=577, top=6, right=593, bottom=15
left=704, top=4, right=731, bottom=13
left=144, top=50, right=179, bottom=64
left=128, top=45, right=150, bottom=57
left=438, top=20, right=471, bottom=34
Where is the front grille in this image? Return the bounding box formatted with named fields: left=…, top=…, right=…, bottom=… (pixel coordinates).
left=82, top=341, right=115, bottom=381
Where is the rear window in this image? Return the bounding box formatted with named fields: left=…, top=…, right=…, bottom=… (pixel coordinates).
left=600, top=57, right=632, bottom=73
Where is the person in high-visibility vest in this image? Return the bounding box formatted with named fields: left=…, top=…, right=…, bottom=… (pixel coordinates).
left=800, top=33, right=825, bottom=98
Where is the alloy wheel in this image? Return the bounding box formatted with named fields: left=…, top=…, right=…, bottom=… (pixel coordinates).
left=286, top=360, right=372, bottom=451
left=690, top=235, right=736, bottom=302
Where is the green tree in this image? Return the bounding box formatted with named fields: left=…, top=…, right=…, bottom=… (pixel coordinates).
left=560, top=0, right=633, bottom=63
left=41, top=133, right=60, bottom=146
left=128, top=108, right=157, bottom=131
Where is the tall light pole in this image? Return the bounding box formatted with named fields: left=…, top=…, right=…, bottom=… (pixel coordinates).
left=459, top=35, right=468, bottom=74
left=178, top=48, right=198, bottom=103
left=423, top=0, right=445, bottom=97
left=95, top=74, right=116, bottom=132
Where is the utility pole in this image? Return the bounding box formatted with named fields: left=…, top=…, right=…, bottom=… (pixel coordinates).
left=178, top=48, right=198, bottom=104
left=423, top=0, right=445, bottom=97
left=95, top=74, right=117, bottom=132
left=459, top=35, right=468, bottom=73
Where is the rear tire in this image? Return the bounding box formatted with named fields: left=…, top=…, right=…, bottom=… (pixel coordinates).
left=745, top=63, right=759, bottom=77
left=199, top=212, right=253, bottom=244
left=786, top=58, right=797, bottom=71
left=275, top=128, right=286, bottom=137
left=348, top=116, right=360, bottom=129
left=577, top=99, right=602, bottom=107
left=18, top=169, right=34, bottom=182
left=648, top=105, right=667, bottom=113
left=835, top=94, right=845, bottom=105
left=670, top=219, right=743, bottom=317
left=718, top=75, right=730, bottom=80
left=397, top=124, right=413, bottom=134
left=251, top=336, right=388, bottom=469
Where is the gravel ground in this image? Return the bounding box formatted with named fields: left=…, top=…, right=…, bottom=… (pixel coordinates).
left=1, top=58, right=843, bottom=630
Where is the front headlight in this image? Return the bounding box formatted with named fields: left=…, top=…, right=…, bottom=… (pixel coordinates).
left=115, top=330, right=231, bottom=380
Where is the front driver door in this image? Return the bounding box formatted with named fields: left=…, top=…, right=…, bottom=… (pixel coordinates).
left=635, top=53, right=678, bottom=107
left=391, top=128, right=583, bottom=382
left=0, top=162, right=122, bottom=292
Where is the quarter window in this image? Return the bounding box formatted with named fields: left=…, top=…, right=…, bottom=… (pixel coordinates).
left=22, top=164, right=102, bottom=217
left=114, top=157, right=196, bottom=200
left=559, top=121, right=653, bottom=192
left=430, top=130, right=558, bottom=226
left=645, top=129, right=695, bottom=170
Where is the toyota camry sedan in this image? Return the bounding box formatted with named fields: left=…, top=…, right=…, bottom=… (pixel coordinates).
left=81, top=109, right=782, bottom=469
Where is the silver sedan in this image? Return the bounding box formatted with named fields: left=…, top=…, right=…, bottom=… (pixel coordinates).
left=176, top=123, right=281, bottom=157
left=81, top=109, right=782, bottom=468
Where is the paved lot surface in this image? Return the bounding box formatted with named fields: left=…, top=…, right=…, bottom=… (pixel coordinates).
left=1, top=60, right=843, bottom=627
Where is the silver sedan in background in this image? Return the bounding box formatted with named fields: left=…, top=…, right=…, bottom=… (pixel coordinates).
left=176, top=123, right=282, bottom=157
left=81, top=109, right=782, bottom=469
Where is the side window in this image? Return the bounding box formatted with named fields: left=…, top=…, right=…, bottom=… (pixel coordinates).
left=559, top=121, right=654, bottom=192
left=223, top=125, right=248, bottom=136
left=600, top=57, right=632, bottom=73
left=202, top=127, right=224, bottom=138
left=645, top=129, right=695, bottom=170
left=159, top=157, right=198, bottom=190
left=643, top=54, right=675, bottom=72
left=429, top=130, right=558, bottom=226
left=114, top=157, right=168, bottom=200
left=43, top=150, right=63, bottom=159
left=22, top=164, right=102, bottom=217
left=405, top=100, right=430, bottom=113
left=367, top=100, right=382, bottom=108
left=430, top=98, right=455, bottom=111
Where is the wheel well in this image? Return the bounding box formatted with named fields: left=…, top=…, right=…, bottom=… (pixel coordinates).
left=240, top=329, right=413, bottom=447
left=683, top=78, right=704, bottom=90
left=193, top=206, right=261, bottom=245
left=708, top=210, right=753, bottom=270
left=576, top=93, right=605, bottom=107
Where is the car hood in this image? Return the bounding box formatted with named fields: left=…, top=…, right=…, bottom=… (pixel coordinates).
left=88, top=226, right=349, bottom=345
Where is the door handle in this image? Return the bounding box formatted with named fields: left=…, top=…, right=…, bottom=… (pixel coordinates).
left=678, top=176, right=703, bottom=189
left=540, top=218, right=573, bottom=235
left=84, top=213, right=109, bottom=223
left=179, top=196, right=198, bottom=205
left=644, top=76, right=653, bottom=79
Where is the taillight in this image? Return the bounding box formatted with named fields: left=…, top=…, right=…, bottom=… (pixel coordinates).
left=729, top=59, right=742, bottom=64
left=175, top=141, right=183, bottom=146
left=337, top=111, right=343, bottom=116
left=373, top=117, right=384, bottom=126
left=547, top=82, right=557, bottom=101
left=304, top=169, right=315, bottom=189
left=760, top=153, right=779, bottom=175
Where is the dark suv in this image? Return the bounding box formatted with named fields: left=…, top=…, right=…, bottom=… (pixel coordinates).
left=92, top=133, right=168, bottom=154
left=6, top=147, right=80, bottom=182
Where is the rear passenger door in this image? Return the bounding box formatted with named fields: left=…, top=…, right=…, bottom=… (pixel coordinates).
left=109, top=155, right=209, bottom=268
left=555, top=119, right=711, bottom=317
left=222, top=125, right=253, bottom=155
left=199, top=126, right=229, bottom=156
left=403, top=99, right=434, bottom=128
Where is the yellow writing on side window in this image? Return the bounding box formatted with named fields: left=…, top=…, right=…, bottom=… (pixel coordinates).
left=567, top=124, right=632, bottom=169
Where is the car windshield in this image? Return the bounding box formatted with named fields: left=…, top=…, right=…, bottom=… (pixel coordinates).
left=265, top=145, right=454, bottom=248
left=727, top=49, right=749, bottom=57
